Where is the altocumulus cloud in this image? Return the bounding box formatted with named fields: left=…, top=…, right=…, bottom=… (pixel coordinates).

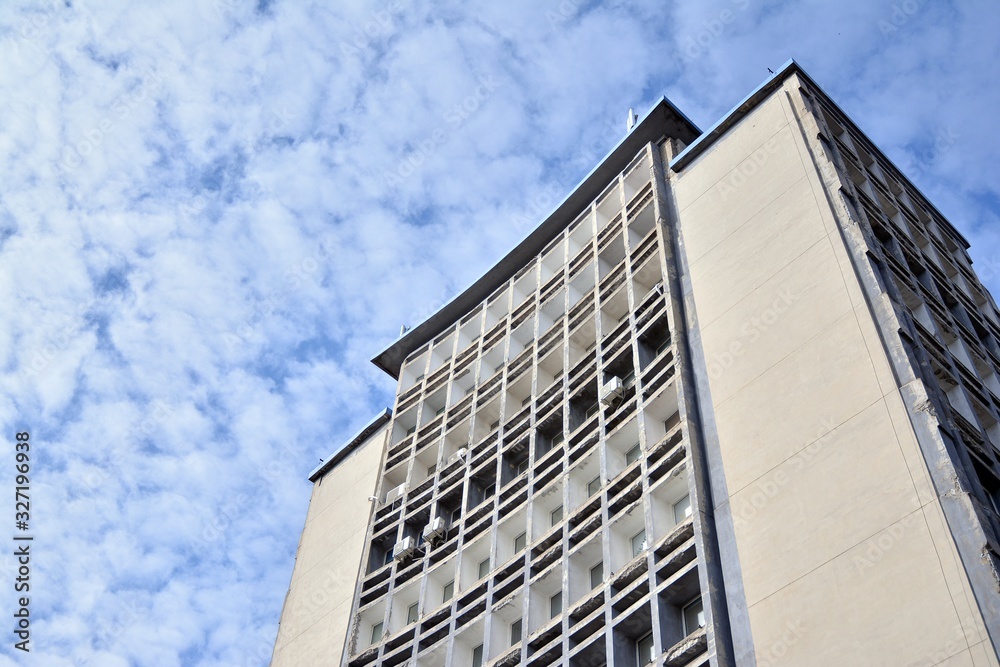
left=0, top=0, right=998, bottom=665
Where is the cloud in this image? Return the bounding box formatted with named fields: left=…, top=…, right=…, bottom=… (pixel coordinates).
left=0, top=0, right=998, bottom=665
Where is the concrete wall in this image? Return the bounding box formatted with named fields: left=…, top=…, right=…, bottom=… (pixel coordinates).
left=671, top=78, right=998, bottom=666
left=270, top=424, right=388, bottom=667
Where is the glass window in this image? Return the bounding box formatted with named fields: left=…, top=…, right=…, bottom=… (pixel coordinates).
left=552, top=431, right=565, bottom=446
left=514, top=532, right=527, bottom=553
left=587, top=476, right=602, bottom=497
left=478, top=558, right=490, bottom=579
left=426, top=463, right=436, bottom=477
left=631, top=529, right=647, bottom=557
left=636, top=632, right=655, bottom=665
left=442, top=580, right=454, bottom=602
left=590, top=561, right=603, bottom=589
left=435, top=406, right=446, bottom=416
left=510, top=618, right=522, bottom=645
left=383, top=549, right=394, bottom=566
left=549, top=591, right=563, bottom=618
left=550, top=505, right=563, bottom=526
left=406, top=602, right=419, bottom=625
left=514, top=458, right=529, bottom=476
left=490, top=419, right=500, bottom=431
left=623, top=370, right=635, bottom=388
left=472, top=643, right=484, bottom=667
left=673, top=494, right=692, bottom=524
left=625, top=443, right=641, bottom=465
left=585, top=402, right=600, bottom=419
left=522, top=396, right=532, bottom=407
left=370, top=621, right=383, bottom=645
left=405, top=425, right=416, bottom=436
left=683, top=597, right=705, bottom=635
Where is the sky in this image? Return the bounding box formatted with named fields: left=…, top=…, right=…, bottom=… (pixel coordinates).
left=0, top=0, right=998, bottom=665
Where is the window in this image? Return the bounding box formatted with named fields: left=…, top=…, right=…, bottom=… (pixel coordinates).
left=426, top=463, right=436, bottom=477
left=435, top=406, right=446, bottom=416
left=622, top=370, right=635, bottom=388
left=414, top=374, right=425, bottom=384
left=549, top=591, right=563, bottom=618
left=405, top=425, right=417, bottom=436
left=631, top=529, right=647, bottom=557
left=585, top=402, right=600, bottom=419
left=450, top=507, right=462, bottom=524
left=442, top=580, right=454, bottom=602
left=587, top=476, right=602, bottom=497
left=673, top=494, right=692, bottom=524
left=590, top=561, right=603, bottom=589
left=510, top=618, right=522, bottom=645
left=514, top=458, right=529, bottom=476
left=625, top=443, right=642, bottom=465
left=406, top=602, right=419, bottom=625
left=550, top=505, right=563, bottom=526
left=478, top=558, right=491, bottom=579
left=383, top=549, right=394, bottom=566
left=522, top=396, right=532, bottom=407
left=683, top=597, right=705, bottom=635
left=370, top=621, right=383, bottom=645
left=490, top=419, right=500, bottom=431
left=514, top=532, right=527, bottom=553
left=636, top=632, right=655, bottom=665
left=655, top=339, right=670, bottom=355
left=472, top=643, right=484, bottom=667
left=552, top=431, right=565, bottom=446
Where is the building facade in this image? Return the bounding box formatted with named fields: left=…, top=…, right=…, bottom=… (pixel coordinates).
left=273, top=62, right=1000, bottom=666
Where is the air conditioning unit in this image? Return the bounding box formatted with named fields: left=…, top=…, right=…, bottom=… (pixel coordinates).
left=393, top=536, right=417, bottom=561
left=447, top=448, right=467, bottom=466
left=599, top=376, right=624, bottom=405
left=384, top=483, right=408, bottom=505
left=422, top=517, right=446, bottom=543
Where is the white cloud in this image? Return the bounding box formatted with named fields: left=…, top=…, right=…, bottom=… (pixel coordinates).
left=0, top=0, right=998, bottom=664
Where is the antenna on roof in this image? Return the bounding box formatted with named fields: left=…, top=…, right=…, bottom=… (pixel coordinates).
left=626, top=108, right=638, bottom=132
left=399, top=325, right=409, bottom=337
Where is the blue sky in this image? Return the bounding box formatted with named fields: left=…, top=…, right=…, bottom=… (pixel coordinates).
left=0, top=0, right=998, bottom=665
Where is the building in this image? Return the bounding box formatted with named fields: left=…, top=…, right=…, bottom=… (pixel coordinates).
left=271, top=61, right=1000, bottom=667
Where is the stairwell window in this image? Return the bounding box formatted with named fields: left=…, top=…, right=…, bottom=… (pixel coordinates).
left=510, top=618, right=523, bottom=645
left=590, top=561, right=603, bottom=589
left=636, top=632, right=655, bottom=665
left=631, top=529, right=647, bottom=557
left=550, top=505, right=563, bottom=526
left=549, top=591, right=563, bottom=618
left=683, top=597, right=705, bottom=635
left=673, top=494, right=692, bottom=524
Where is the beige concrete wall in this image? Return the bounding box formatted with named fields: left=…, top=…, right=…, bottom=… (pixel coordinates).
left=270, top=425, right=387, bottom=667
left=672, top=80, right=997, bottom=666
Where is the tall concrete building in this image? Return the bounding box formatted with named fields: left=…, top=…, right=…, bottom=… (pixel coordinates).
left=271, top=61, right=1000, bottom=667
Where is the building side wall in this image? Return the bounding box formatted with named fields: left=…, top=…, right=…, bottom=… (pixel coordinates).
left=271, top=425, right=389, bottom=667
left=671, top=80, right=995, bottom=665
